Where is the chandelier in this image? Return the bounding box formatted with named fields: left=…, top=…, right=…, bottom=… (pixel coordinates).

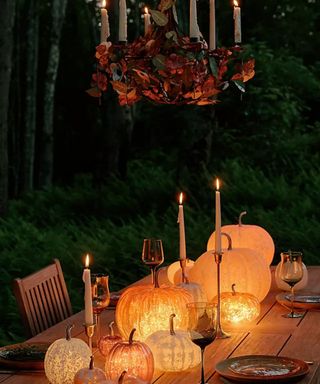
left=88, top=0, right=255, bottom=106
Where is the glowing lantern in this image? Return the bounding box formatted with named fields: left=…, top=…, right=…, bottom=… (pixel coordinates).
left=189, top=233, right=271, bottom=302
left=74, top=356, right=107, bottom=384
left=44, top=324, right=91, bottom=384
left=145, top=314, right=201, bottom=372
left=115, top=284, right=192, bottom=341
left=105, top=329, right=154, bottom=382
left=98, top=321, right=122, bottom=357
left=207, top=211, right=275, bottom=265
left=213, top=284, right=260, bottom=325
left=275, top=261, right=308, bottom=291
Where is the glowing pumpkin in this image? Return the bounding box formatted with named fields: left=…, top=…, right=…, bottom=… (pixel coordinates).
left=275, top=260, right=308, bottom=291
left=118, top=371, right=148, bottom=384
left=167, top=259, right=195, bottom=284
left=105, top=329, right=154, bottom=383
left=213, top=284, right=260, bottom=325
left=74, top=356, right=107, bottom=384
left=189, top=233, right=271, bottom=302
left=207, top=211, right=275, bottom=265
left=99, top=321, right=122, bottom=357
left=44, top=324, right=91, bottom=384
left=115, top=284, right=192, bottom=341
left=145, top=314, right=201, bottom=372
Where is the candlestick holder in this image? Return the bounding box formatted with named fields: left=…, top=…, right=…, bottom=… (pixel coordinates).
left=214, top=251, right=230, bottom=339
left=84, top=323, right=96, bottom=351
left=179, top=257, right=189, bottom=283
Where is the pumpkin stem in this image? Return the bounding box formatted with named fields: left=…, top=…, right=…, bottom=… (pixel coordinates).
left=221, top=232, right=232, bottom=250
left=239, top=211, right=247, bottom=226
left=128, top=328, right=136, bottom=344
left=89, top=355, right=94, bottom=369
left=232, top=284, right=236, bottom=296
left=169, top=314, right=176, bottom=336
left=65, top=324, right=74, bottom=341
left=118, top=371, right=127, bottom=384
left=109, top=321, right=115, bottom=336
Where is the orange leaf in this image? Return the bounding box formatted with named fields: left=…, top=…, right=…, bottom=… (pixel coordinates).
left=132, top=69, right=150, bottom=84
left=196, top=99, right=218, bottom=106
left=86, top=87, right=102, bottom=98
left=111, top=81, right=127, bottom=94
left=242, top=59, right=255, bottom=82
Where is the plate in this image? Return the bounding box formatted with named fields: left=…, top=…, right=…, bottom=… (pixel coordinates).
left=0, top=342, right=50, bottom=370
left=276, top=292, right=320, bottom=311
left=216, top=355, right=309, bottom=382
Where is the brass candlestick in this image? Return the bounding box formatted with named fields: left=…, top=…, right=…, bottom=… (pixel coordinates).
left=84, top=323, right=96, bottom=351
left=214, top=251, right=230, bottom=339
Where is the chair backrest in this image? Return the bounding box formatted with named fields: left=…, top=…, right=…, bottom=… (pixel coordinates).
left=13, top=259, right=73, bottom=337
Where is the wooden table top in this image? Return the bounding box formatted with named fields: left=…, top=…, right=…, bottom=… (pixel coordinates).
left=1, top=266, right=320, bottom=384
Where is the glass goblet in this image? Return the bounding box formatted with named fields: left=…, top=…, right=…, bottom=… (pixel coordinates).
left=187, top=302, right=217, bottom=384
left=279, top=251, right=303, bottom=318
left=91, top=274, right=110, bottom=343
left=141, top=238, right=164, bottom=287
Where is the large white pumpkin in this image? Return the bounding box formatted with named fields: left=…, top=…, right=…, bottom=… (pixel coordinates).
left=167, top=259, right=195, bottom=285
left=207, top=211, right=275, bottom=265
left=275, top=261, right=308, bottom=291
left=189, top=235, right=271, bottom=302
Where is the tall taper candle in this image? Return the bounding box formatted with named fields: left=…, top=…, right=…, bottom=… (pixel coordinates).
left=144, top=7, right=151, bottom=36
left=119, top=0, right=127, bottom=42
left=178, top=192, right=187, bottom=260
left=82, top=254, right=94, bottom=325
left=189, top=0, right=199, bottom=40
left=100, top=0, right=110, bottom=43
left=209, top=0, right=216, bottom=50
left=233, top=0, right=242, bottom=44
left=215, top=179, right=221, bottom=254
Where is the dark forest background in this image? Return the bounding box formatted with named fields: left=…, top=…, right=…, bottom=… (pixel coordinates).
left=0, top=0, right=319, bottom=345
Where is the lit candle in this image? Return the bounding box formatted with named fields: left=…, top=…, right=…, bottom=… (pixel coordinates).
left=189, top=0, right=199, bottom=40
left=209, top=0, right=216, bottom=50
left=144, top=7, right=151, bottom=36
left=100, top=0, right=110, bottom=43
left=233, top=0, right=241, bottom=44
left=119, top=0, right=127, bottom=42
left=215, top=179, right=221, bottom=254
left=82, top=254, right=94, bottom=325
left=177, top=192, right=187, bottom=260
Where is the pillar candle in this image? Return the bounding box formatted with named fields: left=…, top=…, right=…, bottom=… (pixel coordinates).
left=209, top=0, right=216, bottom=50
left=233, top=0, right=242, bottom=44
left=100, top=2, right=110, bottom=43
left=144, top=7, right=151, bottom=36
left=178, top=193, right=187, bottom=260
left=119, top=0, right=127, bottom=42
left=189, top=0, right=199, bottom=40
left=82, top=254, right=94, bottom=325
left=215, top=179, right=221, bottom=254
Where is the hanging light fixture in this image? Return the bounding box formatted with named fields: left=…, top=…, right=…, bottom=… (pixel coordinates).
left=88, top=0, right=255, bottom=106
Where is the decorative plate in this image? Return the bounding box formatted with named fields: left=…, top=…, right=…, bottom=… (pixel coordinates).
left=276, top=292, right=320, bottom=311
left=216, top=355, right=309, bottom=382
left=0, top=342, right=50, bottom=370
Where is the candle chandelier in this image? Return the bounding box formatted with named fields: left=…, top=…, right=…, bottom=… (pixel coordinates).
left=89, top=0, right=255, bottom=106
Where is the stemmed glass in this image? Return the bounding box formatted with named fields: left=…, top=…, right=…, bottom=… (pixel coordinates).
left=279, top=251, right=304, bottom=318
left=141, top=238, right=164, bottom=288
left=91, top=274, right=110, bottom=343
left=187, top=302, right=217, bottom=384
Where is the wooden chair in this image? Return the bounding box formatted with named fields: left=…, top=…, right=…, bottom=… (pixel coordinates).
left=13, top=259, right=73, bottom=337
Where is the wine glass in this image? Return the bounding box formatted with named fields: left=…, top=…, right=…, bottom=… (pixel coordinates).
left=279, top=251, right=304, bottom=318
left=141, top=238, right=164, bottom=287
left=91, top=274, right=110, bottom=343
left=187, top=302, right=217, bottom=384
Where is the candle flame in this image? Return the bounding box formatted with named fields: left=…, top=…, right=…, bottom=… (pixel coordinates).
left=216, top=178, right=220, bottom=190
left=85, top=254, right=90, bottom=268
left=234, top=0, right=239, bottom=6
left=102, top=0, right=106, bottom=8
left=144, top=7, right=149, bottom=14
left=179, top=192, right=184, bottom=205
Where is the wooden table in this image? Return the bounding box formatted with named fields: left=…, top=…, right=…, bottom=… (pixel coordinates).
left=1, top=266, right=320, bottom=384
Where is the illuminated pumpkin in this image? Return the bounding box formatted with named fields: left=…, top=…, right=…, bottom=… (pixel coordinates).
left=44, top=324, right=91, bottom=384
left=74, top=356, right=107, bottom=384
left=145, top=314, right=201, bottom=372
left=167, top=259, right=195, bottom=284
left=189, top=234, right=271, bottom=302
left=115, top=284, right=192, bottom=341
left=213, top=284, right=260, bottom=325
left=105, top=329, right=154, bottom=383
left=99, top=321, right=122, bottom=357
left=275, top=261, right=308, bottom=291
left=207, top=211, right=275, bottom=265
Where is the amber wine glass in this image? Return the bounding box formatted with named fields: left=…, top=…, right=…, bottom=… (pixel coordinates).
left=187, top=302, right=217, bottom=384
left=91, top=274, right=110, bottom=342
left=279, top=251, right=303, bottom=318
left=141, top=238, right=164, bottom=288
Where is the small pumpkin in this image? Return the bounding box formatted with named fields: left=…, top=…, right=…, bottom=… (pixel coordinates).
left=207, top=211, right=275, bottom=265
left=74, top=356, right=107, bottom=384
left=115, top=284, right=192, bottom=341
left=189, top=233, right=271, bottom=302
left=145, top=314, right=201, bottom=372
left=44, top=324, right=91, bottom=384
left=213, top=284, right=260, bottom=325
left=98, top=321, right=122, bottom=357
left=118, top=370, right=148, bottom=384
left=275, top=261, right=308, bottom=291
left=105, top=328, right=154, bottom=382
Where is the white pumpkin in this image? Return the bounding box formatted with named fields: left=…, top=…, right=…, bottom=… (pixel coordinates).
left=167, top=259, right=195, bottom=285
left=177, top=281, right=207, bottom=303
left=207, top=211, right=275, bottom=265
left=145, top=314, right=201, bottom=372
left=275, top=261, right=308, bottom=291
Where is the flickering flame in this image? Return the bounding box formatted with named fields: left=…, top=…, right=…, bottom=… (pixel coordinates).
left=179, top=192, right=184, bottom=205
left=145, top=7, right=149, bottom=14
left=234, top=0, right=239, bottom=7
left=85, top=254, right=90, bottom=268
left=102, top=0, right=106, bottom=8
left=216, top=178, right=220, bottom=191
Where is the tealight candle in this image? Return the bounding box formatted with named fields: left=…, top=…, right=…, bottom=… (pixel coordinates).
left=82, top=254, right=94, bottom=325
